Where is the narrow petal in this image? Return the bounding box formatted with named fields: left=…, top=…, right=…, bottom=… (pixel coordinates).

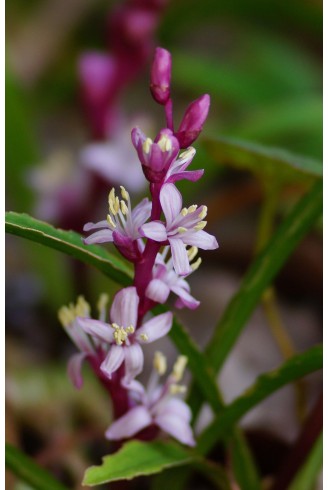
left=146, top=279, right=170, bottom=304
left=110, top=287, right=139, bottom=328
left=131, top=198, right=152, bottom=229
left=156, top=398, right=192, bottom=423
left=105, top=406, right=152, bottom=440
left=166, top=169, right=204, bottom=184
left=83, top=229, right=113, bottom=245
left=137, top=312, right=173, bottom=343
left=171, top=285, right=200, bottom=310
left=83, top=220, right=108, bottom=232
left=123, top=344, right=144, bottom=382
left=76, top=317, right=114, bottom=343
left=67, top=352, right=87, bottom=389
left=169, top=238, right=191, bottom=276
left=100, top=345, right=125, bottom=378
left=139, top=221, right=167, bottom=242
left=160, top=184, right=182, bottom=227
left=155, top=412, right=195, bottom=446
left=183, top=230, right=219, bottom=250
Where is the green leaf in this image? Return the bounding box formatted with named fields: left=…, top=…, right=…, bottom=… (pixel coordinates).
left=84, top=440, right=230, bottom=489
left=188, top=179, right=322, bottom=418
left=203, top=135, right=322, bottom=182
left=229, top=431, right=261, bottom=490
left=197, top=345, right=323, bottom=455
left=288, top=432, right=323, bottom=490
left=5, top=212, right=133, bottom=286
left=83, top=441, right=194, bottom=485
left=5, top=443, right=68, bottom=490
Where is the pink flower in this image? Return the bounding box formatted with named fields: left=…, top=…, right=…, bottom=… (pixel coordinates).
left=146, top=247, right=200, bottom=309
left=164, top=146, right=204, bottom=184
left=175, top=94, right=210, bottom=148
left=83, top=186, right=151, bottom=261
left=150, top=47, right=172, bottom=105
left=106, top=352, right=195, bottom=446
left=140, top=183, right=218, bottom=275
left=77, top=287, right=172, bottom=384
left=131, top=127, right=179, bottom=183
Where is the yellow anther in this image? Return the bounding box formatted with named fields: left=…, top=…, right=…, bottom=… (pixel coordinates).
left=191, top=257, right=202, bottom=271
left=112, top=323, right=120, bottom=330
left=114, top=196, right=120, bottom=214
left=178, top=227, right=188, bottom=234
left=194, top=221, right=207, bottom=231
left=187, top=205, right=197, bottom=214
left=97, top=293, right=109, bottom=315
left=142, top=138, right=152, bottom=154
left=126, top=325, right=135, bottom=334
left=198, top=206, right=207, bottom=220
left=187, top=246, right=198, bottom=262
left=153, top=351, right=167, bottom=375
left=169, top=384, right=187, bottom=395
left=181, top=208, right=188, bottom=217
left=75, top=296, right=91, bottom=317
left=120, top=200, right=129, bottom=215
left=120, top=186, right=129, bottom=201
left=157, top=135, right=172, bottom=152
left=113, top=327, right=128, bottom=345
left=107, top=214, right=116, bottom=228
left=172, top=355, right=188, bottom=381
left=108, top=188, right=117, bottom=215
left=58, top=306, right=74, bottom=327
left=140, top=333, right=149, bottom=342
left=179, top=147, right=196, bottom=160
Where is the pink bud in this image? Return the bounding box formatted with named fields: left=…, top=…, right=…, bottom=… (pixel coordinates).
left=150, top=47, right=172, bottom=105
left=175, top=94, right=210, bottom=148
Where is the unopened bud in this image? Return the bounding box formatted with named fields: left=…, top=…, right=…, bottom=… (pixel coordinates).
left=175, top=94, right=210, bottom=148
left=150, top=47, right=172, bottom=105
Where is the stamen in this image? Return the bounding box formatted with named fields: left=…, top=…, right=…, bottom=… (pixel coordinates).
left=75, top=296, right=91, bottom=317
left=191, top=257, right=202, bottom=271
left=179, top=147, right=196, bottom=160
left=153, top=351, right=167, bottom=375
left=187, top=205, right=197, bottom=213
left=126, top=325, right=135, bottom=334
left=194, top=221, right=207, bottom=231
left=172, top=355, right=188, bottom=381
left=120, top=200, right=129, bottom=215
left=58, top=306, right=75, bottom=327
left=180, top=208, right=188, bottom=217
left=157, top=134, right=172, bottom=152
left=178, top=227, right=188, bottom=234
left=114, top=196, right=120, bottom=214
left=170, top=384, right=187, bottom=395
left=140, top=333, right=149, bottom=342
left=107, top=214, right=116, bottom=228
left=143, top=138, right=152, bottom=154
left=108, top=188, right=117, bottom=215
left=120, top=186, right=129, bottom=201
left=97, top=293, right=109, bottom=316
left=198, top=206, right=207, bottom=219
left=187, top=246, right=198, bottom=262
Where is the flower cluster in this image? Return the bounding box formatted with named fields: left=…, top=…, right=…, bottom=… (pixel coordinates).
left=59, top=47, right=218, bottom=447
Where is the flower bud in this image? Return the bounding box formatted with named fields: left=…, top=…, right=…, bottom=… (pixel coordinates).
left=132, top=127, right=179, bottom=183
left=150, top=47, right=172, bottom=105
left=175, top=94, right=210, bottom=148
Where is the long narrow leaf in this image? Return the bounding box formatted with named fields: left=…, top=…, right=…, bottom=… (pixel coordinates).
left=6, top=443, right=68, bottom=490
left=5, top=212, right=133, bottom=286
left=197, top=345, right=322, bottom=455
left=287, top=432, right=323, bottom=490
left=188, top=179, right=322, bottom=417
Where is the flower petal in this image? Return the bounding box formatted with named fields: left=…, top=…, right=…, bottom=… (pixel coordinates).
left=123, top=344, right=144, bottom=383
left=110, top=287, right=139, bottom=328
left=137, top=311, right=173, bottom=343
left=131, top=198, right=152, bottom=229
left=155, top=412, right=195, bottom=446
left=67, top=352, right=87, bottom=389
left=76, top=317, right=114, bottom=343
left=169, top=238, right=191, bottom=276
left=146, top=278, right=170, bottom=304
left=100, top=344, right=125, bottom=378
left=156, top=398, right=192, bottom=423
left=183, top=230, right=219, bottom=250
left=139, top=221, right=167, bottom=242
left=105, top=406, right=152, bottom=440
left=160, top=184, right=182, bottom=227
left=83, top=220, right=108, bottom=232
left=166, top=169, right=204, bottom=184
left=83, top=229, right=113, bottom=245
left=171, top=285, right=200, bottom=310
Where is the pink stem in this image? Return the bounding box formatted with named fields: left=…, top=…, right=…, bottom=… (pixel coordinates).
left=164, top=98, right=174, bottom=131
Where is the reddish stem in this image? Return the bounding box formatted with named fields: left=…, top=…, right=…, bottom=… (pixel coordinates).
left=165, top=98, right=174, bottom=131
